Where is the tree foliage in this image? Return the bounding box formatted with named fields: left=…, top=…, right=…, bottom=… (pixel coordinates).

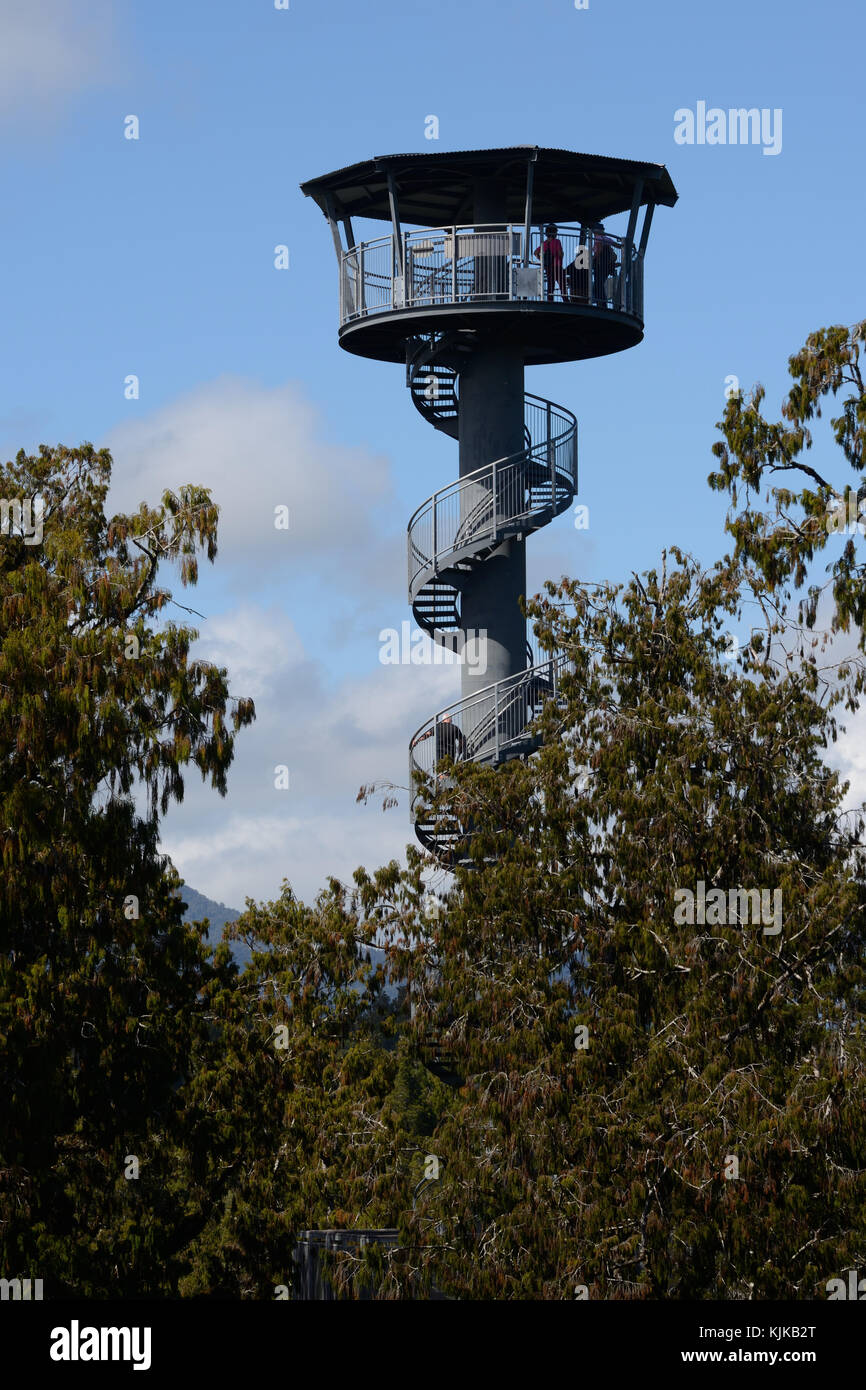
left=385, top=550, right=866, bottom=1298
left=0, top=444, right=254, bottom=1295
left=709, top=319, right=866, bottom=677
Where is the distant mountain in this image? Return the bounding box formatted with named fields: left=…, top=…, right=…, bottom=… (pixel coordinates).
left=176, top=884, right=252, bottom=970
left=174, top=887, right=393, bottom=985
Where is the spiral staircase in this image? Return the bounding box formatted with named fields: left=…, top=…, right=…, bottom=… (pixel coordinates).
left=406, top=332, right=577, bottom=860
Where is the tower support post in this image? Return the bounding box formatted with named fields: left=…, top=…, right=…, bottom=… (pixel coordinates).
left=457, top=342, right=526, bottom=710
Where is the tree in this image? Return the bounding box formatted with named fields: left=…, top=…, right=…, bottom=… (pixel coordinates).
left=173, top=877, right=420, bottom=1299
left=377, top=548, right=866, bottom=1298
left=709, top=319, right=866, bottom=680
left=0, top=443, right=254, bottom=1295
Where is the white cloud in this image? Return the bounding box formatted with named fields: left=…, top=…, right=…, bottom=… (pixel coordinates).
left=158, top=617, right=460, bottom=907
left=0, top=1, right=122, bottom=121
left=188, top=605, right=306, bottom=703
left=830, top=706, right=866, bottom=817
left=165, top=807, right=411, bottom=913
left=105, top=376, right=400, bottom=588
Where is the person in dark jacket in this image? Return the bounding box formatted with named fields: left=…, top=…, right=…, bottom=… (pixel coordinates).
left=566, top=242, right=590, bottom=302
left=592, top=222, right=618, bottom=302
left=411, top=714, right=466, bottom=769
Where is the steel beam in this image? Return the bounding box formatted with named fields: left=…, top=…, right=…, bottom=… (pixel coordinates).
left=623, top=177, right=644, bottom=258
left=387, top=172, right=405, bottom=280
left=522, top=149, right=537, bottom=265
left=637, top=200, right=655, bottom=257
left=323, top=191, right=345, bottom=263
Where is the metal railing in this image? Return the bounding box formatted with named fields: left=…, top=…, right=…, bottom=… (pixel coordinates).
left=409, top=651, right=572, bottom=794
left=407, top=392, right=577, bottom=595
left=293, top=1230, right=400, bottom=1301
left=340, top=223, right=643, bottom=324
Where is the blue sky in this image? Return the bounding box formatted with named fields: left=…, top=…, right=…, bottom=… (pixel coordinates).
left=1, top=0, right=864, bottom=906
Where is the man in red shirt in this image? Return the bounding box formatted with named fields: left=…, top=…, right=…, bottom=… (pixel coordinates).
left=534, top=223, right=566, bottom=302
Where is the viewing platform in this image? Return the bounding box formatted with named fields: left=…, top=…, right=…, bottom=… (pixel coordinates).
left=339, top=223, right=643, bottom=364
left=302, top=146, right=677, bottom=367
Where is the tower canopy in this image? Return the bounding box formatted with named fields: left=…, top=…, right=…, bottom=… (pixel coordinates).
left=300, top=145, right=677, bottom=227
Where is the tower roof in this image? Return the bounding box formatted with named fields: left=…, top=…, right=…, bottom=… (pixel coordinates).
left=300, top=145, right=677, bottom=227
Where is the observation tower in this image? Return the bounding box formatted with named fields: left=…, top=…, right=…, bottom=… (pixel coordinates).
left=301, top=147, right=677, bottom=860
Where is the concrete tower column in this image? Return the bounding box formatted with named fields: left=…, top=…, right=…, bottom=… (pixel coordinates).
left=457, top=344, right=527, bottom=704
left=456, top=176, right=528, bottom=719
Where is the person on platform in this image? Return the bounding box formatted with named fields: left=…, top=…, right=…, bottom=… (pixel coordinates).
left=592, top=222, right=618, bottom=302
left=411, top=713, right=466, bottom=772
left=534, top=223, right=567, bottom=302
left=566, top=241, right=590, bottom=302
